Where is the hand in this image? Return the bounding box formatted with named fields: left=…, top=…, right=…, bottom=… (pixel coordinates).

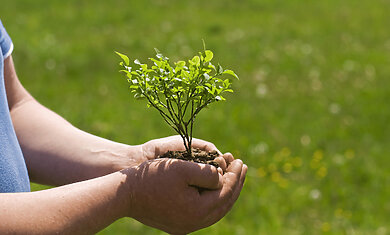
left=140, top=135, right=222, bottom=160
left=140, top=135, right=230, bottom=174
left=113, top=136, right=226, bottom=174
left=123, top=155, right=247, bottom=234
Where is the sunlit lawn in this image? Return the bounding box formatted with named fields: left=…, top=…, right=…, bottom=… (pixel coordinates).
left=2, top=0, right=390, bottom=234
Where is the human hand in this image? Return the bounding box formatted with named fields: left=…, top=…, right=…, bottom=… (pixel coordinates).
left=123, top=155, right=247, bottom=234
left=140, top=135, right=231, bottom=174
left=140, top=135, right=222, bottom=160
left=112, top=136, right=226, bottom=173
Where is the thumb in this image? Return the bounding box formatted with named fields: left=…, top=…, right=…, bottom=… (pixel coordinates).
left=174, top=160, right=223, bottom=190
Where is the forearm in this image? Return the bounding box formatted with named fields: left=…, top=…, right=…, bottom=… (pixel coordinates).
left=0, top=170, right=131, bottom=235
left=10, top=99, right=142, bottom=186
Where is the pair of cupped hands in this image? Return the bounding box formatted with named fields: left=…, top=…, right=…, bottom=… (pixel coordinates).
left=119, top=135, right=247, bottom=234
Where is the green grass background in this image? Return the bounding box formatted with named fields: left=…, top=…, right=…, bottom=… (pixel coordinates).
left=1, top=0, right=390, bottom=234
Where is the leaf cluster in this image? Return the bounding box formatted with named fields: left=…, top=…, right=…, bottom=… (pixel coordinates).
left=116, top=47, right=238, bottom=154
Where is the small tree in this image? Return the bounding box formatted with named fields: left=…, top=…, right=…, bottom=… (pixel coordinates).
left=116, top=45, right=238, bottom=156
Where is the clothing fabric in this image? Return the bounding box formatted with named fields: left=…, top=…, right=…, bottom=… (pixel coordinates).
left=0, top=19, right=30, bottom=193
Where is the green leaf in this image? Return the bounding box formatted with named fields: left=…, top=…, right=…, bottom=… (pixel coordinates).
left=204, top=50, right=213, bottom=62
left=191, top=56, right=200, bottom=66
left=115, top=51, right=130, bottom=66
left=119, top=69, right=131, bottom=75
left=208, top=63, right=216, bottom=71
left=223, top=69, right=239, bottom=79
left=141, top=64, right=148, bottom=71
left=217, top=64, right=223, bottom=74
left=215, top=96, right=226, bottom=101
left=175, top=61, right=186, bottom=67
left=150, top=58, right=162, bottom=67
left=211, top=86, right=216, bottom=95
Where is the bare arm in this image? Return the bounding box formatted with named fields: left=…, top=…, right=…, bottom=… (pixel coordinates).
left=0, top=170, right=130, bottom=234
left=4, top=56, right=139, bottom=185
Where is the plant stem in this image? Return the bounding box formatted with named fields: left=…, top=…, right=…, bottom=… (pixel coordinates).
left=188, top=100, right=195, bottom=155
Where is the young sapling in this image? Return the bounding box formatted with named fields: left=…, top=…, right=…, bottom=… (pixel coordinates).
left=116, top=45, right=238, bottom=163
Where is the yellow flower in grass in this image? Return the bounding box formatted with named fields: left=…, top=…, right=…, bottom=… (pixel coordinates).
left=292, top=157, right=302, bottom=167
left=257, top=167, right=267, bottom=178
left=321, top=222, right=331, bottom=232
left=268, top=163, right=277, bottom=172
left=316, top=166, right=328, bottom=179
left=280, top=147, right=291, bottom=158
left=271, top=171, right=281, bottom=182
left=283, top=162, right=293, bottom=173
left=311, top=150, right=324, bottom=169
left=278, top=178, right=289, bottom=188
left=274, top=147, right=291, bottom=162
left=313, top=150, right=323, bottom=161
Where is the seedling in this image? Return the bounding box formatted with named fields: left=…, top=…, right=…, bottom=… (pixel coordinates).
left=116, top=44, right=238, bottom=156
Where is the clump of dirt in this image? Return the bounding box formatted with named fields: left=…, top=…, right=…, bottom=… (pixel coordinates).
left=159, top=148, right=219, bottom=168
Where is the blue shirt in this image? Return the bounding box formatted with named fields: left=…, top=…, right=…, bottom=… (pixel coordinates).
left=0, top=19, right=30, bottom=192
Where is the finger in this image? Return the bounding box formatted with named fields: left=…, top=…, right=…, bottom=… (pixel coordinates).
left=214, top=156, right=227, bottom=172
left=222, top=152, right=235, bottom=166
left=216, top=159, right=243, bottom=202
left=227, top=163, right=247, bottom=209
left=200, top=159, right=243, bottom=207
left=173, top=159, right=223, bottom=190
left=201, top=164, right=247, bottom=228
left=191, top=138, right=222, bottom=155
left=226, top=159, right=243, bottom=174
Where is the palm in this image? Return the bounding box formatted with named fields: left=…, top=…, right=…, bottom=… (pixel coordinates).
left=141, top=135, right=220, bottom=160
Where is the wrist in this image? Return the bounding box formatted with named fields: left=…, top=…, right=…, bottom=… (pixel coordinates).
left=105, top=143, right=143, bottom=171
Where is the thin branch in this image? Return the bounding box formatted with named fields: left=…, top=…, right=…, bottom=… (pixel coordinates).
left=143, top=93, right=177, bottom=128
left=187, top=98, right=213, bottom=123
left=166, top=97, right=181, bottom=125
left=188, top=99, right=195, bottom=153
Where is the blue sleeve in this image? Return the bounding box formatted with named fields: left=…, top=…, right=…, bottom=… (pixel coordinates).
left=0, top=19, right=14, bottom=59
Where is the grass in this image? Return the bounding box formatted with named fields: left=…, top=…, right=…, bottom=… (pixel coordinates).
left=2, top=0, right=390, bottom=234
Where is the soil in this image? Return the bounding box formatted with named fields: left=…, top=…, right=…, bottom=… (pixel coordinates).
left=158, top=148, right=219, bottom=168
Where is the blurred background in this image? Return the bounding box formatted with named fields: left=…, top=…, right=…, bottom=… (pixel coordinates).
left=1, top=0, right=390, bottom=234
